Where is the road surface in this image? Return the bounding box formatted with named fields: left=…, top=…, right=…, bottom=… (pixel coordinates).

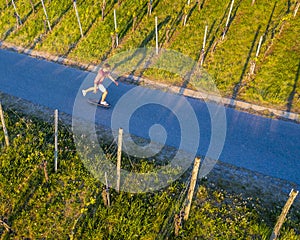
left=0, top=48, right=299, bottom=186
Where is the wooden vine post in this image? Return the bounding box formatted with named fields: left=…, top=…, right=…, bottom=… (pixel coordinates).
left=116, top=128, right=123, bottom=192
left=183, top=4, right=189, bottom=26
left=294, top=2, right=300, bottom=17
left=29, top=0, right=35, bottom=13
left=0, top=102, right=10, bottom=147
left=101, top=187, right=108, bottom=206
left=54, top=109, right=58, bottom=172
left=73, top=0, right=83, bottom=37
left=174, top=210, right=185, bottom=236
left=165, top=24, right=171, bottom=43
left=41, top=0, right=51, bottom=32
left=132, top=13, right=137, bottom=32
left=183, top=0, right=191, bottom=26
left=200, top=25, right=208, bottom=66
left=255, top=35, right=263, bottom=58
left=111, top=32, right=116, bottom=49
left=15, top=14, right=20, bottom=29
left=0, top=219, right=11, bottom=233
left=11, top=0, right=22, bottom=25
left=43, top=19, right=47, bottom=33
left=113, top=9, right=119, bottom=47
left=155, top=16, right=158, bottom=55
left=222, top=0, right=234, bottom=40
left=147, top=0, right=153, bottom=16
left=101, top=0, right=106, bottom=20
left=41, top=160, right=49, bottom=182
left=197, top=0, right=203, bottom=11
left=251, top=0, right=255, bottom=6
left=105, top=172, right=111, bottom=206
left=43, top=161, right=49, bottom=182
left=183, top=157, right=201, bottom=220
left=250, top=35, right=263, bottom=75
left=270, top=189, right=299, bottom=240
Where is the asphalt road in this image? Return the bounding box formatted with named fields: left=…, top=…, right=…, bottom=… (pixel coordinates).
left=1, top=48, right=299, bottom=186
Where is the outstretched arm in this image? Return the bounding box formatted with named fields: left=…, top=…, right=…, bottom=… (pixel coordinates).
left=109, top=74, right=118, bottom=86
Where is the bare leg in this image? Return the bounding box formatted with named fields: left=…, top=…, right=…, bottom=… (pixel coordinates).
left=84, top=86, right=96, bottom=93
left=82, top=85, right=97, bottom=96
left=101, top=90, right=108, bottom=102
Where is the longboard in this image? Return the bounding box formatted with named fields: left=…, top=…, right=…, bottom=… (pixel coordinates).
left=88, top=98, right=111, bottom=108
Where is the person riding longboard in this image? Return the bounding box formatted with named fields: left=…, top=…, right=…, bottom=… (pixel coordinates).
left=82, top=63, right=118, bottom=106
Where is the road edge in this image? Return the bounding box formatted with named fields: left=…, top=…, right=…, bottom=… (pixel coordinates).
left=0, top=90, right=299, bottom=207
left=0, top=41, right=299, bottom=124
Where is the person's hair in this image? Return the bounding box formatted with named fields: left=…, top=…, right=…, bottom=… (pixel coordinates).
left=103, top=63, right=111, bottom=70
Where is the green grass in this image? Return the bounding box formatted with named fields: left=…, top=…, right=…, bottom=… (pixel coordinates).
left=0, top=108, right=299, bottom=239
left=1, top=0, right=299, bottom=112
left=68, top=0, right=139, bottom=64
left=6, top=0, right=72, bottom=48
left=203, top=0, right=289, bottom=96
left=35, top=0, right=102, bottom=56
left=242, top=13, right=300, bottom=112
left=0, top=0, right=38, bottom=40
